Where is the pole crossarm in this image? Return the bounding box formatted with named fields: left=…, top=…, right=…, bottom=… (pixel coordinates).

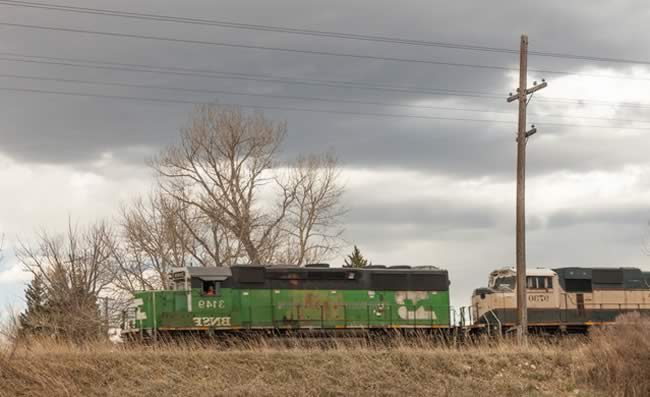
left=525, top=127, right=537, bottom=138
left=525, top=81, right=547, bottom=95
left=506, top=81, right=547, bottom=103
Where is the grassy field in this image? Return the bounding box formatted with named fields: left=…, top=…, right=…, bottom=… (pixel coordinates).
left=0, top=315, right=648, bottom=397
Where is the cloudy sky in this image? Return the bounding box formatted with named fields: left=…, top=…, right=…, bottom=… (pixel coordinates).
left=2, top=0, right=650, bottom=310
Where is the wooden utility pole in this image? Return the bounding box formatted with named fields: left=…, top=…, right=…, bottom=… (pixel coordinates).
left=507, top=34, right=547, bottom=344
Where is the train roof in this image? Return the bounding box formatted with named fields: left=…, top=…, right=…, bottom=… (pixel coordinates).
left=172, top=264, right=450, bottom=291
left=553, top=267, right=650, bottom=289
left=489, top=267, right=555, bottom=277
left=174, top=264, right=447, bottom=276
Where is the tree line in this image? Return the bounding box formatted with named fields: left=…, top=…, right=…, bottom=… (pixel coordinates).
left=15, top=104, right=358, bottom=341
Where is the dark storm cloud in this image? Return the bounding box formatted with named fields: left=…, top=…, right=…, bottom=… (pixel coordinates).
left=2, top=0, right=650, bottom=175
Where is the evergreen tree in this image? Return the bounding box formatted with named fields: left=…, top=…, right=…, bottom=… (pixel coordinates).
left=343, top=245, right=370, bottom=268
left=19, top=274, right=49, bottom=336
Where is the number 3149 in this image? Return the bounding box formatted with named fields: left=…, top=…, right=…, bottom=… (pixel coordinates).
left=198, top=299, right=225, bottom=309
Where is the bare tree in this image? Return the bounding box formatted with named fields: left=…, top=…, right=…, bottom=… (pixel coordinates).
left=169, top=187, right=245, bottom=267
left=152, top=105, right=296, bottom=264
left=112, top=187, right=246, bottom=293
left=151, top=104, right=346, bottom=266
left=16, top=220, right=116, bottom=341
left=112, top=190, right=189, bottom=292
left=279, top=154, right=346, bottom=265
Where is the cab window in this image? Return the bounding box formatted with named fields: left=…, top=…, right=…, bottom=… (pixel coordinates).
left=202, top=281, right=220, bottom=296
left=494, top=276, right=516, bottom=289
left=526, top=276, right=553, bottom=289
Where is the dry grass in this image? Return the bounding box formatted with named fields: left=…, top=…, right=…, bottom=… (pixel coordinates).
left=1, top=336, right=590, bottom=397
left=579, top=313, right=650, bottom=397
left=2, top=315, right=649, bottom=397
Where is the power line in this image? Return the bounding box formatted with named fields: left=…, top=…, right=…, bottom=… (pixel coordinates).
left=2, top=85, right=650, bottom=131
left=0, top=21, right=520, bottom=69
left=2, top=0, right=650, bottom=67
left=2, top=72, right=649, bottom=124
left=526, top=69, right=650, bottom=83
left=0, top=53, right=507, bottom=98
left=0, top=20, right=647, bottom=83
left=0, top=0, right=518, bottom=54
left=0, top=86, right=515, bottom=124
left=3, top=52, right=650, bottom=109
left=0, top=72, right=505, bottom=111
left=0, top=24, right=647, bottom=88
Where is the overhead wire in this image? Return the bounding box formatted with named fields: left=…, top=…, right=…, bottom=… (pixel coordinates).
left=2, top=0, right=650, bottom=67
left=0, top=86, right=516, bottom=124
left=0, top=21, right=521, bottom=69
left=2, top=72, right=650, bottom=125
left=0, top=72, right=506, bottom=110
left=0, top=53, right=510, bottom=98
left=3, top=20, right=649, bottom=80
left=0, top=20, right=648, bottom=85
left=1, top=52, right=649, bottom=110
left=0, top=0, right=542, bottom=55
left=2, top=85, right=650, bottom=131
left=0, top=4, right=647, bottom=122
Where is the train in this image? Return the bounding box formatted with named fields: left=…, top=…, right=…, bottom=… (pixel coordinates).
left=472, top=266, right=650, bottom=333
left=121, top=264, right=451, bottom=339
left=120, top=263, right=650, bottom=339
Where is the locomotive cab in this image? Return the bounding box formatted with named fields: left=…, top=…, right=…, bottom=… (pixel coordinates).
left=471, top=267, right=559, bottom=329
left=170, top=267, right=233, bottom=295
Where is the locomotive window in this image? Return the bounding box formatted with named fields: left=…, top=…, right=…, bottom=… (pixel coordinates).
left=494, top=276, right=516, bottom=290
left=526, top=276, right=552, bottom=289
left=202, top=281, right=220, bottom=296
left=526, top=277, right=534, bottom=288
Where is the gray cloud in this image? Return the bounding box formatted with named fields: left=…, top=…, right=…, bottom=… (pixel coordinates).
left=2, top=0, right=650, bottom=176
left=347, top=199, right=499, bottom=229
left=547, top=206, right=650, bottom=229
left=4, top=0, right=650, bottom=309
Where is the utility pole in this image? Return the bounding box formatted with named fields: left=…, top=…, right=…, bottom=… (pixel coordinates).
left=507, top=34, right=547, bottom=344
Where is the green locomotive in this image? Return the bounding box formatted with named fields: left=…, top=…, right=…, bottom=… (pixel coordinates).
left=121, top=264, right=451, bottom=338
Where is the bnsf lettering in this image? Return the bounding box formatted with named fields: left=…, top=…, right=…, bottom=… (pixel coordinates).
left=192, top=317, right=231, bottom=327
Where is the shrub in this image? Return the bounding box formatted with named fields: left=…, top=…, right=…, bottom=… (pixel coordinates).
left=581, top=312, right=650, bottom=397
